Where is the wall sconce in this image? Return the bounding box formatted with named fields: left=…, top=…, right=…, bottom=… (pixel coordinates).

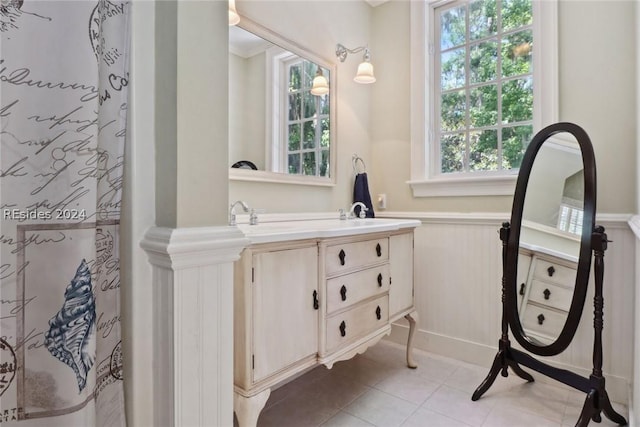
left=229, top=0, right=240, bottom=26
left=310, top=68, right=329, bottom=96
left=335, top=43, right=376, bottom=84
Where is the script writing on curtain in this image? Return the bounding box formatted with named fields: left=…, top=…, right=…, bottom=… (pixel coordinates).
left=1, top=1, right=129, bottom=425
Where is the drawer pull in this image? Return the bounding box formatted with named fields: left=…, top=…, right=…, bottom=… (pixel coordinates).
left=339, top=321, right=346, bottom=337
left=519, top=283, right=526, bottom=295
left=338, top=249, right=346, bottom=266
left=543, top=288, right=551, bottom=300
left=547, top=266, right=555, bottom=277
left=375, top=306, right=381, bottom=320
left=340, top=285, right=347, bottom=301
left=537, top=313, right=545, bottom=325
left=312, top=290, right=319, bottom=310
left=376, top=243, right=382, bottom=257
left=377, top=273, right=383, bottom=287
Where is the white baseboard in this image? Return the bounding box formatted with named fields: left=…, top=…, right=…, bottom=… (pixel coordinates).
left=387, top=323, right=630, bottom=405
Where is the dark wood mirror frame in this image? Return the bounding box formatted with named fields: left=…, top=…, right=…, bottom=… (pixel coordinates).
left=508, top=122, right=595, bottom=356
left=471, top=122, right=627, bottom=426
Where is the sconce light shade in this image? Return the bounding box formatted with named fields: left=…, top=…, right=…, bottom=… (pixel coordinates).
left=336, top=43, right=376, bottom=85
left=354, top=61, right=376, bottom=84
left=229, top=0, right=240, bottom=26
left=311, top=74, right=330, bottom=96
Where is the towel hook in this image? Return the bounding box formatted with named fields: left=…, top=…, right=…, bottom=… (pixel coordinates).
left=352, top=154, right=366, bottom=174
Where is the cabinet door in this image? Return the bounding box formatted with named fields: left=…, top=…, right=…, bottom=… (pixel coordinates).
left=389, top=232, right=414, bottom=318
left=252, top=246, right=318, bottom=383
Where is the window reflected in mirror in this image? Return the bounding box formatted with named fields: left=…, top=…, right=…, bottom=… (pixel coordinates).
left=557, top=170, right=584, bottom=235
left=284, top=60, right=330, bottom=177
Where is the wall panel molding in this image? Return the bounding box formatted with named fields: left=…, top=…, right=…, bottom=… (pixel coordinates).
left=141, top=226, right=249, bottom=426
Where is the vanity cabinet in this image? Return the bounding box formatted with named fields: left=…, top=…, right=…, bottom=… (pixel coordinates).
left=517, top=249, right=578, bottom=344
left=233, top=225, right=418, bottom=427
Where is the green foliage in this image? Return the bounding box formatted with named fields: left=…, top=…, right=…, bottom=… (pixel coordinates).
left=441, top=133, right=465, bottom=173
left=502, top=0, right=532, bottom=31
left=470, top=41, right=497, bottom=84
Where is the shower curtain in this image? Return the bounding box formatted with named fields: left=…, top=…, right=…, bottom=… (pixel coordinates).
left=1, top=1, right=129, bottom=425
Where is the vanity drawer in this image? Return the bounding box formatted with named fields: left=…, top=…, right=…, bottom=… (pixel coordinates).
left=522, top=305, right=567, bottom=340
left=532, top=259, right=576, bottom=288
left=325, top=238, right=388, bottom=275
left=326, top=295, right=388, bottom=351
left=326, top=265, right=390, bottom=314
left=528, top=280, right=573, bottom=311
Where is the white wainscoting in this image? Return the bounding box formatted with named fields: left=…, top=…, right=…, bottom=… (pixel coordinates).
left=381, top=212, right=635, bottom=405
left=141, top=226, right=249, bottom=427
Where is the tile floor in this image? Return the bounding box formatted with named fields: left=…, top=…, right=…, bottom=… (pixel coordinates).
left=245, top=340, right=628, bottom=427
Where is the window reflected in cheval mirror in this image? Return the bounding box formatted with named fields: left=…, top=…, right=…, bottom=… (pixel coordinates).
left=228, top=17, right=337, bottom=186
left=517, top=132, right=582, bottom=346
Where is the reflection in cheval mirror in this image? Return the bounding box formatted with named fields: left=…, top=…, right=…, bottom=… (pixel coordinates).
left=228, top=17, right=337, bottom=185
left=472, top=123, right=627, bottom=426
left=517, top=133, right=582, bottom=346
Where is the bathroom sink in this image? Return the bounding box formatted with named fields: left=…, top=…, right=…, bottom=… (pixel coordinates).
left=237, top=218, right=420, bottom=244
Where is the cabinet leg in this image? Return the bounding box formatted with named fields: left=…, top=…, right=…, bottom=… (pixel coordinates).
left=234, top=388, right=271, bottom=427
left=404, top=311, right=418, bottom=369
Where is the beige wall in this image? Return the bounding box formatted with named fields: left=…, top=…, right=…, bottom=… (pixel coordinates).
left=558, top=0, right=636, bottom=215
left=155, top=0, right=229, bottom=228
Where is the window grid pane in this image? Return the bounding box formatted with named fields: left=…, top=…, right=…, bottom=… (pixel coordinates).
left=436, top=0, right=533, bottom=175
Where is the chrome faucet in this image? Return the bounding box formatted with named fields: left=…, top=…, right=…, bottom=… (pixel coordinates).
left=229, top=200, right=249, bottom=226
left=348, top=202, right=368, bottom=219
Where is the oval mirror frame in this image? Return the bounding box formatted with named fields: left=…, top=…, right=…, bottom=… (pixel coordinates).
left=505, top=122, right=596, bottom=356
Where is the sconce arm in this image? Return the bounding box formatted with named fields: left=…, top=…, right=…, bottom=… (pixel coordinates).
left=336, top=43, right=370, bottom=62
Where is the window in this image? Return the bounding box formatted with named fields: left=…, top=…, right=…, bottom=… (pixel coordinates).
left=557, top=203, right=583, bottom=235
left=284, top=59, right=330, bottom=177
left=410, top=0, right=557, bottom=197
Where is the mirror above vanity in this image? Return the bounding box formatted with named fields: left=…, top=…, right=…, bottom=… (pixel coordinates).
left=229, top=17, right=337, bottom=186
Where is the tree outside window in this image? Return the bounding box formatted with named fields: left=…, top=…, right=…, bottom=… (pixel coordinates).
left=436, top=0, right=534, bottom=174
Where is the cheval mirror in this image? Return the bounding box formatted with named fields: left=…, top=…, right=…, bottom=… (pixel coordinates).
left=472, top=122, right=627, bottom=426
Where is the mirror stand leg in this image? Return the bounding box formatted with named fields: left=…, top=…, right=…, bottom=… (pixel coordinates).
left=508, top=357, right=534, bottom=382
left=404, top=311, right=418, bottom=369
left=471, top=349, right=503, bottom=401
left=599, top=388, right=627, bottom=425
left=575, top=385, right=627, bottom=427
left=575, top=390, right=597, bottom=427
left=472, top=340, right=534, bottom=402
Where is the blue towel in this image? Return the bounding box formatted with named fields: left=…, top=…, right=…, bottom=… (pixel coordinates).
left=353, top=172, right=375, bottom=218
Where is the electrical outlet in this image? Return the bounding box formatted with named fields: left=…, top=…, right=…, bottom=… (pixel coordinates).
left=377, top=194, right=387, bottom=209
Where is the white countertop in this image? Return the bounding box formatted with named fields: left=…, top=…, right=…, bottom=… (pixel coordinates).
left=237, top=218, right=421, bottom=244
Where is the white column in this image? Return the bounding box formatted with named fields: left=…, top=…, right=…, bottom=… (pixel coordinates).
left=141, top=226, right=249, bottom=427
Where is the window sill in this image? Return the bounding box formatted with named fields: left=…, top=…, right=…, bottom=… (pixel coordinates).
left=408, top=174, right=518, bottom=197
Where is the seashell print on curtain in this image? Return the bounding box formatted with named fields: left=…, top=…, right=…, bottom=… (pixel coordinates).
left=0, top=1, right=129, bottom=425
